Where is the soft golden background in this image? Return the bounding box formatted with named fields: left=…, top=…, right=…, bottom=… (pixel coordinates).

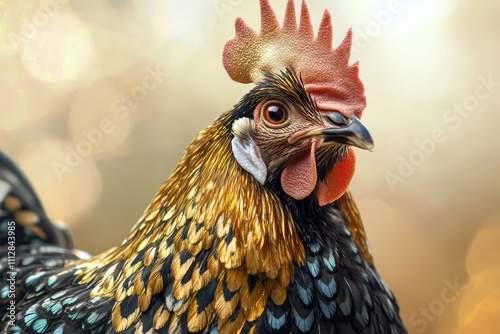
left=1, top=0, right=499, bottom=333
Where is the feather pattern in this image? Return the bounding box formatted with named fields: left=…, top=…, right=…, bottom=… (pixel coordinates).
left=0, top=1, right=406, bottom=331
left=0, top=69, right=405, bottom=333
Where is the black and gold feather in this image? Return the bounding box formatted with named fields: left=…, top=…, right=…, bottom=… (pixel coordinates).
left=0, top=71, right=406, bottom=333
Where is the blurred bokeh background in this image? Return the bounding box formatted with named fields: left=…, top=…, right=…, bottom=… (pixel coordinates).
left=0, top=0, right=499, bottom=332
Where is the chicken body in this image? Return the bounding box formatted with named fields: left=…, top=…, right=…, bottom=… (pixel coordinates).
left=0, top=69, right=406, bottom=333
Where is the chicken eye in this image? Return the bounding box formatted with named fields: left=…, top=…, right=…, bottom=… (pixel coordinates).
left=263, top=104, right=288, bottom=126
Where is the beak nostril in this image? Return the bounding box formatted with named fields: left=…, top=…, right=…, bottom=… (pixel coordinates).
left=320, top=115, right=374, bottom=151
left=326, top=112, right=349, bottom=127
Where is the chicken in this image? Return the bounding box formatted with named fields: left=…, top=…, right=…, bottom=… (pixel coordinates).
left=0, top=0, right=407, bottom=333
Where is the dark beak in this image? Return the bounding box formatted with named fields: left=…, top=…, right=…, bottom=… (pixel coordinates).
left=321, top=116, right=374, bottom=151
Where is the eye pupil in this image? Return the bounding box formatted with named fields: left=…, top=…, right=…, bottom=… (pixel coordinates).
left=265, top=105, right=287, bottom=124
left=268, top=106, right=283, bottom=121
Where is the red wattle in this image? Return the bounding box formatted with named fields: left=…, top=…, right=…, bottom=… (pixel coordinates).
left=317, top=148, right=356, bottom=206
left=281, top=139, right=318, bottom=200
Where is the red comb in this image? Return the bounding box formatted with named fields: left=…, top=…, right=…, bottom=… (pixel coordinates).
left=223, top=0, right=366, bottom=118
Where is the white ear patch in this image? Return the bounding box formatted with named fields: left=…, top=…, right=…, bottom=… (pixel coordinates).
left=231, top=118, right=267, bottom=185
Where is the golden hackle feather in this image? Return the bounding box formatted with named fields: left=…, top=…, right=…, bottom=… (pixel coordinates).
left=67, top=111, right=305, bottom=332
left=55, top=2, right=373, bottom=331
left=215, top=279, right=239, bottom=319
left=153, top=306, right=170, bottom=330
